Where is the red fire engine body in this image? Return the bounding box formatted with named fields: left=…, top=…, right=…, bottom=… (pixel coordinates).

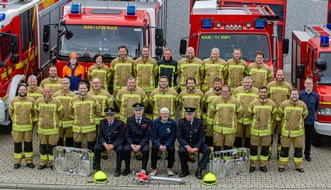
left=181, top=0, right=288, bottom=73
left=292, top=25, right=331, bottom=146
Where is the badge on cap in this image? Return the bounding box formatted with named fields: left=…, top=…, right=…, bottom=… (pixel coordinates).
left=185, top=107, right=196, bottom=114
left=104, top=107, right=115, bottom=115
left=132, top=102, right=144, bottom=111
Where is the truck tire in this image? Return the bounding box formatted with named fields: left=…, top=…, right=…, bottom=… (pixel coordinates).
left=312, top=127, right=322, bottom=147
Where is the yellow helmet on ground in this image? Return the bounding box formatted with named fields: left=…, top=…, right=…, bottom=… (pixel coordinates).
left=203, top=172, right=217, bottom=186
left=94, top=171, right=108, bottom=184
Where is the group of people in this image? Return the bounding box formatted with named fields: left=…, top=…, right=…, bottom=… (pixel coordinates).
left=9, top=45, right=319, bottom=180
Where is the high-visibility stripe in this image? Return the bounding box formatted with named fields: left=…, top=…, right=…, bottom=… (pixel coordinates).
left=14, top=153, right=22, bottom=159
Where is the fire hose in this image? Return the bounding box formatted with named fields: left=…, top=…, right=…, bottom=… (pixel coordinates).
left=132, top=170, right=185, bottom=185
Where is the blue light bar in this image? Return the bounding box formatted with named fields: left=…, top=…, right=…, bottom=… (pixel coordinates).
left=71, top=3, right=81, bottom=14
left=0, top=13, right=5, bottom=22
left=255, top=19, right=265, bottom=29
left=127, top=4, right=136, bottom=16
left=321, top=36, right=330, bottom=47
left=202, top=19, right=212, bottom=29
left=327, top=23, right=331, bottom=30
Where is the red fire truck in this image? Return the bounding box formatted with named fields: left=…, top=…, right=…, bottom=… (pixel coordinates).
left=180, top=0, right=289, bottom=72
left=292, top=25, right=331, bottom=146
left=0, top=0, right=69, bottom=128
left=42, top=0, right=165, bottom=79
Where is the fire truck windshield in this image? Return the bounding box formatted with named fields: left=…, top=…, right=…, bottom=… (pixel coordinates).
left=319, top=52, right=331, bottom=84
left=58, top=25, right=143, bottom=59
left=198, top=34, right=270, bottom=62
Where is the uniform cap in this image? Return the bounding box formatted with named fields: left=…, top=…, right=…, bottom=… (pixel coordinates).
left=70, top=52, right=78, bottom=58
left=104, top=107, right=115, bottom=115
left=185, top=107, right=196, bottom=114
left=132, top=102, right=144, bottom=110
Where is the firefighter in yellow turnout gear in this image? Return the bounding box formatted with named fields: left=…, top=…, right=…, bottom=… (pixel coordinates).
left=35, top=86, right=64, bottom=170
left=247, top=51, right=272, bottom=89
left=278, top=89, right=308, bottom=173
left=27, top=75, right=43, bottom=101
left=9, top=84, right=35, bottom=169
left=40, top=66, right=62, bottom=94
left=88, top=54, right=111, bottom=91
left=226, top=48, right=248, bottom=91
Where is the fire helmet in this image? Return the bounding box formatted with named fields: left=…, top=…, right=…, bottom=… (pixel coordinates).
left=94, top=171, right=108, bottom=184
left=70, top=52, right=78, bottom=58
left=203, top=172, right=217, bottom=186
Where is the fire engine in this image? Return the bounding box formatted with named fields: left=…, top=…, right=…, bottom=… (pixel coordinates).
left=180, top=0, right=289, bottom=72
left=42, top=0, right=165, bottom=79
left=0, top=0, right=69, bottom=128
left=292, top=25, right=331, bottom=146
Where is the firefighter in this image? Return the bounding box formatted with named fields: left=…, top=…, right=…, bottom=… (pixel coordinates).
left=157, top=48, right=178, bottom=89
left=202, top=77, right=222, bottom=146
left=53, top=78, right=76, bottom=147
left=88, top=54, right=111, bottom=90
left=35, top=86, right=64, bottom=170
left=247, top=51, right=272, bottom=89
left=110, top=45, right=135, bottom=98
left=267, top=69, right=292, bottom=157
left=149, top=76, right=178, bottom=121
left=177, top=107, right=211, bottom=179
left=123, top=103, right=152, bottom=176
left=115, top=76, right=148, bottom=123
left=278, top=89, right=308, bottom=173
left=226, top=48, right=248, bottom=91
left=9, top=84, right=35, bottom=169
left=93, top=107, right=125, bottom=177
left=40, top=66, right=62, bottom=94
left=27, top=75, right=43, bottom=101
left=248, top=86, right=277, bottom=173
left=62, top=52, right=85, bottom=92
left=69, top=82, right=101, bottom=151
left=202, top=47, right=227, bottom=92
left=232, top=76, right=259, bottom=148
left=177, top=47, right=204, bottom=91
left=208, top=85, right=243, bottom=152
left=150, top=107, right=177, bottom=176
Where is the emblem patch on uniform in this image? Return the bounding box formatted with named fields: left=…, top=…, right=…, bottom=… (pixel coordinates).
left=141, top=124, right=147, bottom=129
left=167, top=128, right=171, bottom=133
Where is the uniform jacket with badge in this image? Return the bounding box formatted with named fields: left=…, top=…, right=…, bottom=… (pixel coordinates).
left=125, top=115, right=151, bottom=146
left=151, top=117, right=177, bottom=148
left=97, top=118, right=125, bottom=148
left=177, top=118, right=204, bottom=149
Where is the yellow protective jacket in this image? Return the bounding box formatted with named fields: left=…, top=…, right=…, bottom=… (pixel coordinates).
left=134, top=57, right=158, bottom=92
left=27, top=86, right=43, bottom=101
left=248, top=99, right=277, bottom=136
left=178, top=88, right=204, bottom=118
left=278, top=100, right=308, bottom=138
left=53, top=89, right=76, bottom=128
left=233, top=86, right=259, bottom=125
left=226, top=58, right=248, bottom=90
left=248, top=63, right=272, bottom=89
left=9, top=96, right=35, bottom=132
left=207, top=96, right=243, bottom=134
left=115, top=86, right=148, bottom=123
left=40, top=77, right=62, bottom=94
left=202, top=57, right=227, bottom=91
left=69, top=94, right=101, bottom=133
left=88, top=64, right=111, bottom=90
left=202, top=88, right=221, bottom=122
left=177, top=57, right=204, bottom=90
left=110, top=56, right=135, bottom=92
left=87, top=89, right=114, bottom=124
left=149, top=87, right=178, bottom=120
left=35, top=97, right=64, bottom=135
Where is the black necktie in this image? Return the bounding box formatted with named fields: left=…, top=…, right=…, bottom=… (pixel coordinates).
left=137, top=119, right=140, bottom=124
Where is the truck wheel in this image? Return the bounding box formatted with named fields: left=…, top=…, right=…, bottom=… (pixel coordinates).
left=312, top=127, right=322, bottom=147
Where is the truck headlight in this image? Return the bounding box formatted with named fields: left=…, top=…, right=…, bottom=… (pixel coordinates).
left=318, top=108, right=331, bottom=116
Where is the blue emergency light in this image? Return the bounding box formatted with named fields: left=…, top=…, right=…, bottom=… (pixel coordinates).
left=254, top=19, right=265, bottom=29
left=127, top=4, right=136, bottom=16
left=320, top=36, right=330, bottom=47
left=0, top=13, right=5, bottom=22
left=327, top=23, right=331, bottom=30
left=202, top=19, right=212, bottom=29
left=71, top=3, right=81, bottom=14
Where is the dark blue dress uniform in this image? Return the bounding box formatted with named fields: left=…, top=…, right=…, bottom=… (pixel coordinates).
left=151, top=117, right=177, bottom=170
left=94, top=118, right=125, bottom=172
left=124, top=115, right=151, bottom=172
left=177, top=117, right=211, bottom=178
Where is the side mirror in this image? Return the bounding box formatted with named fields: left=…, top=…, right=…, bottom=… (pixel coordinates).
left=10, top=35, right=18, bottom=54
left=43, top=25, right=50, bottom=43
left=316, top=58, right=327, bottom=72
left=179, top=39, right=187, bottom=55
left=296, top=64, right=304, bottom=79
left=282, top=38, right=289, bottom=54
left=155, top=47, right=163, bottom=56
left=65, top=30, right=73, bottom=40
left=155, top=28, right=164, bottom=47
left=43, top=43, right=49, bottom=52
left=11, top=55, right=19, bottom=63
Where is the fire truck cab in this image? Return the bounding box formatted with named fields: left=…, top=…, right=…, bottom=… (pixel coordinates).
left=292, top=25, right=331, bottom=146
